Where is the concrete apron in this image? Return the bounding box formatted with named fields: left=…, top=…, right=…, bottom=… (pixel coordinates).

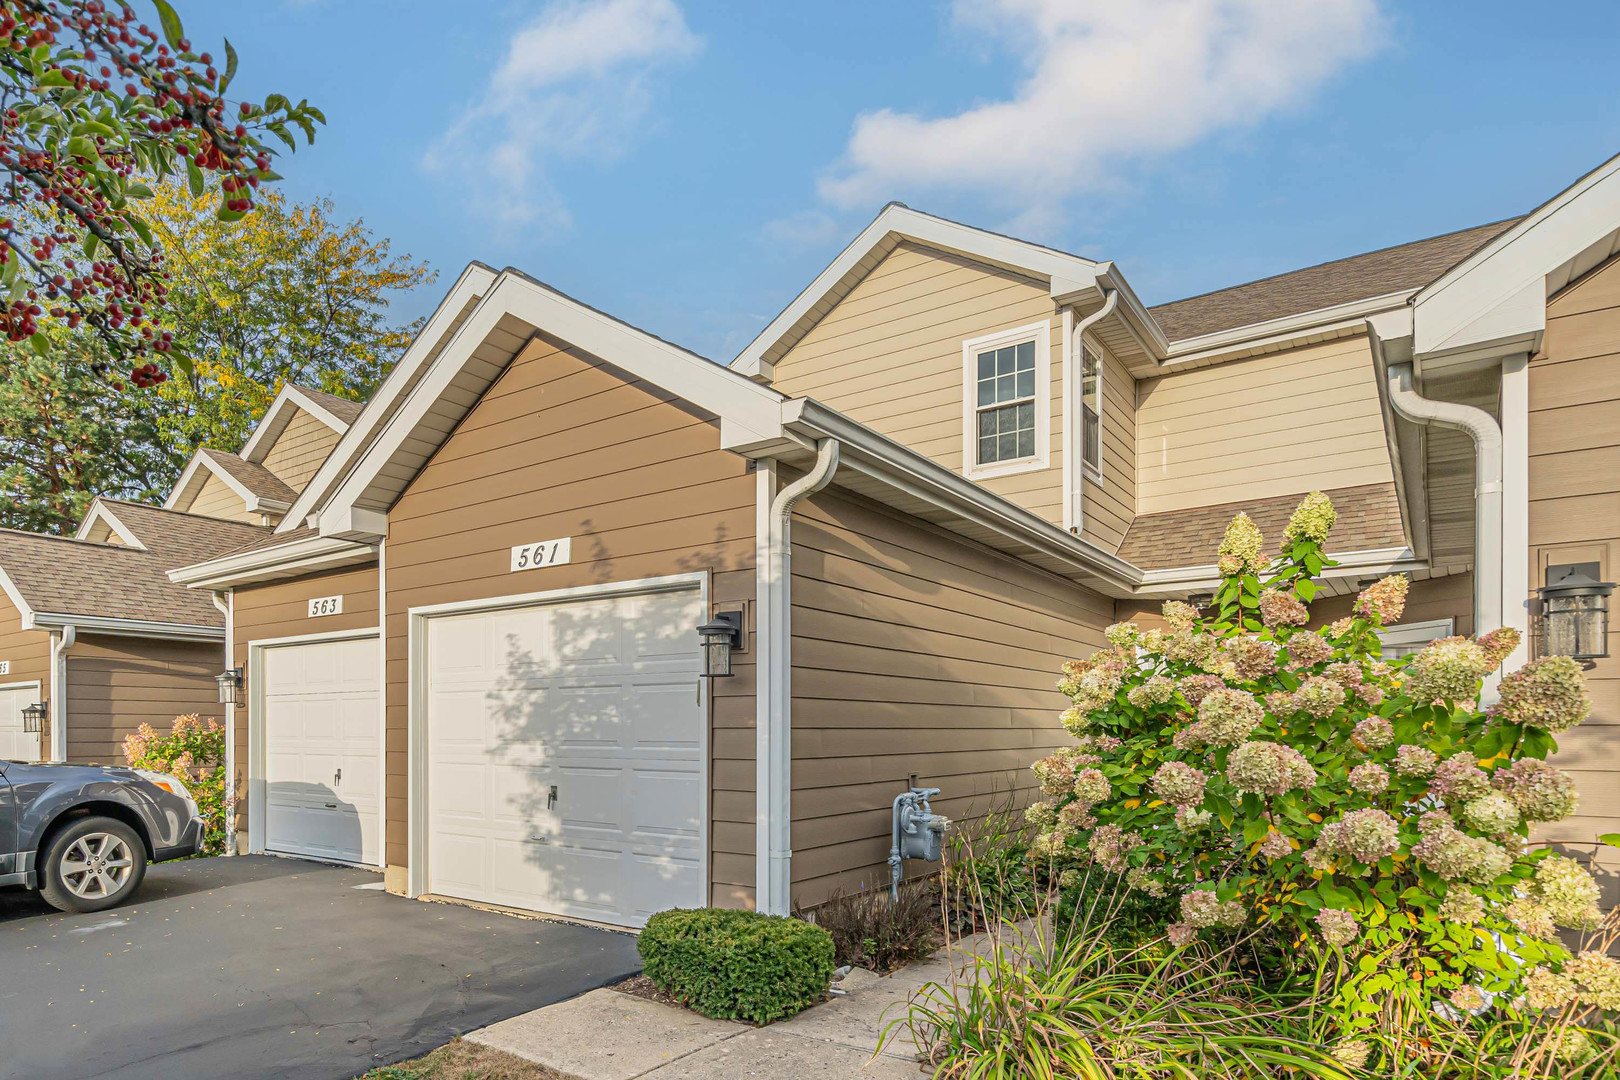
left=466, top=920, right=1045, bottom=1080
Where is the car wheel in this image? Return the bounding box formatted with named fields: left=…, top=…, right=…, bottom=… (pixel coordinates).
left=38, top=816, right=148, bottom=914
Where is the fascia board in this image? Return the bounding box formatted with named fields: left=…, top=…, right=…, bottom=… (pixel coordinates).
left=168, top=534, right=375, bottom=589
left=73, top=500, right=147, bottom=550
left=28, top=611, right=224, bottom=642
left=240, top=385, right=354, bottom=464
left=0, top=566, right=35, bottom=626
left=275, top=262, right=499, bottom=534
left=323, top=272, right=785, bottom=524
left=162, top=451, right=211, bottom=511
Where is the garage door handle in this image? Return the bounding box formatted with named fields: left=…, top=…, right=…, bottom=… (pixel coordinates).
left=324, top=802, right=339, bottom=809
left=527, top=834, right=550, bottom=844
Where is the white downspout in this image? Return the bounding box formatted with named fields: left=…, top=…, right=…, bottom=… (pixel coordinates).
left=1499, top=355, right=1531, bottom=673
left=212, top=591, right=237, bottom=855
left=48, top=625, right=76, bottom=762
left=1065, top=290, right=1118, bottom=534
left=756, top=438, right=840, bottom=915
left=1386, top=362, right=1504, bottom=644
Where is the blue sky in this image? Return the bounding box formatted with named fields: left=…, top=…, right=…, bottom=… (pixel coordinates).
left=187, top=0, right=1620, bottom=360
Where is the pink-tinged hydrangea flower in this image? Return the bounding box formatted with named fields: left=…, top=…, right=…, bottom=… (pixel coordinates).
left=1285, top=491, right=1337, bottom=545
left=1524, top=966, right=1578, bottom=1010
left=1551, top=1028, right=1597, bottom=1066
left=1353, top=574, right=1409, bottom=624
left=1348, top=762, right=1389, bottom=794
left=1258, top=829, right=1292, bottom=858
left=1492, top=758, right=1579, bottom=822
left=1217, top=553, right=1244, bottom=577
left=1530, top=855, right=1603, bottom=930
left=1330, top=1041, right=1372, bottom=1070
left=1295, top=676, right=1346, bottom=719
left=1258, top=589, right=1309, bottom=628
left=1162, top=600, right=1201, bottom=632
left=1438, top=889, right=1484, bottom=925
left=1264, top=690, right=1299, bottom=716
left=1163, top=630, right=1216, bottom=665
left=1103, top=622, right=1140, bottom=649
left=1075, top=733, right=1123, bottom=753
left=1357, top=684, right=1385, bottom=707
left=1150, top=760, right=1208, bottom=808
left=1449, top=985, right=1488, bottom=1013
left=1431, top=751, right=1493, bottom=801
left=1126, top=866, right=1166, bottom=898
left=1191, top=689, right=1264, bottom=746
left=1177, top=673, right=1227, bottom=708
left=1070, top=658, right=1129, bottom=714
left=1314, top=907, right=1358, bottom=947
left=1493, top=655, right=1591, bottom=733
left=1412, top=817, right=1512, bottom=884
left=1462, top=793, right=1521, bottom=835
left=1224, top=635, right=1279, bottom=681
left=1283, top=632, right=1333, bottom=669
left=1127, top=676, right=1177, bottom=710
left=1226, top=740, right=1317, bottom=797
left=1059, top=707, right=1087, bottom=737
left=1393, top=744, right=1438, bottom=777
left=1087, top=824, right=1142, bottom=873
left=1175, top=807, right=1213, bottom=832
left=1058, top=802, right=1098, bottom=831
left=1404, top=636, right=1491, bottom=702
left=1566, top=952, right=1620, bottom=1011
left=1218, top=512, right=1267, bottom=576
left=1027, top=830, right=1070, bottom=859
left=1318, top=807, right=1400, bottom=866
left=1324, top=662, right=1364, bottom=691
left=1057, top=658, right=1093, bottom=696
left=1477, top=626, right=1522, bottom=669
left=1180, top=889, right=1245, bottom=929
left=1507, top=898, right=1559, bottom=941
left=1328, top=616, right=1356, bottom=639
left=1166, top=921, right=1198, bottom=948
left=1032, top=749, right=1085, bottom=795
left=1351, top=716, right=1394, bottom=751
left=1024, top=801, right=1058, bottom=829
left=1072, top=768, right=1111, bottom=805
left=1137, top=628, right=1166, bottom=654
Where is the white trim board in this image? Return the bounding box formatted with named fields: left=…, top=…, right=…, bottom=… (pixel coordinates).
left=961, top=320, right=1052, bottom=481
left=163, top=448, right=292, bottom=516
left=404, top=571, right=711, bottom=918
left=73, top=499, right=146, bottom=549
left=239, top=384, right=356, bottom=463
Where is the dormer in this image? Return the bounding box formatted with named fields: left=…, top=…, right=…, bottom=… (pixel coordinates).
left=164, top=384, right=361, bottom=525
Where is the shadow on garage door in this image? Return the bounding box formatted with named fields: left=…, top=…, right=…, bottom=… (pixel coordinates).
left=0, top=855, right=643, bottom=1080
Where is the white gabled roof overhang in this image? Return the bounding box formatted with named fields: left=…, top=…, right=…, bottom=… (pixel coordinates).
left=168, top=532, right=377, bottom=590
left=1410, top=150, right=1620, bottom=364
left=162, top=448, right=292, bottom=516
left=73, top=498, right=146, bottom=549
left=238, top=383, right=355, bottom=463
left=731, top=204, right=1169, bottom=380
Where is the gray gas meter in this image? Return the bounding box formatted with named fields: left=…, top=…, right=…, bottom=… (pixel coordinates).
left=888, top=786, right=948, bottom=901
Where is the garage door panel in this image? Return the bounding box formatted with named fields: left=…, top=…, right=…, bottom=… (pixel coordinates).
left=426, top=585, right=704, bottom=927
left=0, top=687, right=40, bottom=762
left=260, top=636, right=380, bottom=866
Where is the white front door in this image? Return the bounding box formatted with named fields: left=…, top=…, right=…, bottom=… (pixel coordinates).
left=260, top=636, right=380, bottom=864
left=424, top=586, right=705, bottom=927
left=0, top=684, right=41, bottom=762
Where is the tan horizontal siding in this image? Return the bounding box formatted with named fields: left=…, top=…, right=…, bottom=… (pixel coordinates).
left=1532, top=255, right=1620, bottom=889
left=260, top=407, right=342, bottom=493
left=188, top=471, right=257, bottom=522
left=384, top=336, right=757, bottom=909
left=0, top=591, right=50, bottom=759
left=771, top=242, right=1072, bottom=529
left=64, top=635, right=222, bottom=765
left=1135, top=335, right=1392, bottom=514
left=787, top=483, right=1111, bottom=907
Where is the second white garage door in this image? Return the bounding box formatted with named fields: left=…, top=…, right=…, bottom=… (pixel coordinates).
left=424, top=585, right=705, bottom=927
left=261, top=636, right=381, bottom=865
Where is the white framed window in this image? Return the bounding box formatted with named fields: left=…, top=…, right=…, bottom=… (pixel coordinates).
left=1079, top=338, right=1102, bottom=480
left=962, top=320, right=1050, bottom=480
left=1377, top=618, right=1454, bottom=660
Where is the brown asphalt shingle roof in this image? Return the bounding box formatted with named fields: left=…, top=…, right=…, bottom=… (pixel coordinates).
left=199, top=449, right=297, bottom=505
left=293, top=385, right=365, bottom=426
left=1117, top=483, right=1406, bottom=571
left=0, top=503, right=268, bottom=627
left=1147, top=219, right=1521, bottom=343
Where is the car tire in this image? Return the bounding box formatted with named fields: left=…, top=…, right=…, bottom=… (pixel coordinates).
left=38, top=816, right=148, bottom=914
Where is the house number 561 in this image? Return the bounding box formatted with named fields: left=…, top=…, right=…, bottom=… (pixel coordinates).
left=510, top=536, right=573, bottom=573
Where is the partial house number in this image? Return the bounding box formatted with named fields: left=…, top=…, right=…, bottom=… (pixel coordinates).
left=308, top=595, right=344, bottom=618
left=0, top=660, right=9, bottom=676
left=510, top=536, right=572, bottom=573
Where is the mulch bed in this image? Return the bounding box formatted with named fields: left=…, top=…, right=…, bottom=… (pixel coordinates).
left=609, top=973, right=690, bottom=1011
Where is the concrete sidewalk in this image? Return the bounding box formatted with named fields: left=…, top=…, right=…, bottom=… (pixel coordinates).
left=465, top=947, right=971, bottom=1078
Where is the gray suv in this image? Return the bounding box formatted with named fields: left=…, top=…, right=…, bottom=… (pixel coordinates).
left=0, top=759, right=206, bottom=913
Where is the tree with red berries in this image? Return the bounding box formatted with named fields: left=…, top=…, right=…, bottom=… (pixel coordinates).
left=0, top=0, right=322, bottom=388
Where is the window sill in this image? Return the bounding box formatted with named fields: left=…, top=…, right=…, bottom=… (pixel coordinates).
left=964, top=456, right=1049, bottom=481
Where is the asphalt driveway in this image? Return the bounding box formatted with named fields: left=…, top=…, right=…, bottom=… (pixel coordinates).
left=0, top=855, right=642, bottom=1080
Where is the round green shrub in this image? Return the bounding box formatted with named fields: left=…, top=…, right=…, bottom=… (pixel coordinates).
left=637, top=908, right=835, bottom=1025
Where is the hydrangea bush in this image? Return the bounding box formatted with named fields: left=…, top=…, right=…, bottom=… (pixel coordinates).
left=1028, top=491, right=1608, bottom=1058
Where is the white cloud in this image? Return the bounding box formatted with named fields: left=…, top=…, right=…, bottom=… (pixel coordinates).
left=425, top=0, right=701, bottom=232
left=817, top=0, right=1386, bottom=224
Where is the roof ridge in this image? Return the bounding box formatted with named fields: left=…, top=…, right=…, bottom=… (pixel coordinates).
left=0, top=526, right=133, bottom=550
left=1149, top=217, right=1525, bottom=312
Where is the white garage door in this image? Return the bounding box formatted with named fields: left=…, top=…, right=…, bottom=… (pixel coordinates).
left=425, top=586, right=705, bottom=927
left=261, top=636, right=380, bottom=865
left=0, top=684, right=41, bottom=761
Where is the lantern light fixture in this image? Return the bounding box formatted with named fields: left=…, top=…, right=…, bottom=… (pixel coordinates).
left=1536, top=564, right=1614, bottom=664
left=216, top=666, right=245, bottom=706
left=697, top=612, right=743, bottom=679
left=21, top=701, right=46, bottom=734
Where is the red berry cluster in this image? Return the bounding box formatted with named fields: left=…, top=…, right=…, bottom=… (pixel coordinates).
left=129, top=360, right=165, bottom=388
